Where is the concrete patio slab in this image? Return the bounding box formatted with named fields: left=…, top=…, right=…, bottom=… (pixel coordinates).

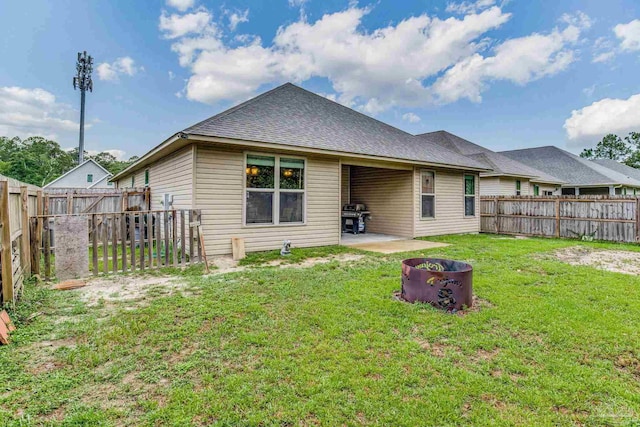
left=346, top=239, right=449, bottom=254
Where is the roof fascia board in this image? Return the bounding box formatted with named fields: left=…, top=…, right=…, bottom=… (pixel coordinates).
left=111, top=134, right=181, bottom=181
left=188, top=134, right=491, bottom=172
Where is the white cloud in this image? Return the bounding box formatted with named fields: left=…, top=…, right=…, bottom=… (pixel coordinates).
left=159, top=9, right=215, bottom=39
left=86, top=149, right=127, bottom=160
left=288, top=0, right=307, bottom=7
left=166, top=0, right=194, bottom=12
left=431, top=20, right=584, bottom=104
left=614, top=19, right=640, bottom=52
left=161, top=4, right=587, bottom=112
left=164, top=5, right=511, bottom=108
left=0, top=87, right=78, bottom=139
left=402, top=112, right=421, bottom=123
left=564, top=93, right=640, bottom=141
left=582, top=84, right=596, bottom=97
left=168, top=71, right=176, bottom=80
left=559, top=11, right=592, bottom=30
left=96, top=57, right=143, bottom=81
left=228, top=9, right=249, bottom=31
left=446, top=0, right=496, bottom=15
left=592, top=51, right=615, bottom=63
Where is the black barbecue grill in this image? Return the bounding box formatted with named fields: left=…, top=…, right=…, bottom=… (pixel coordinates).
left=341, top=203, right=371, bottom=234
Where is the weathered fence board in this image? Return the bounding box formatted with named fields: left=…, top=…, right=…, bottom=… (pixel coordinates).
left=0, top=176, right=42, bottom=304
left=481, top=196, right=640, bottom=243
left=44, top=188, right=150, bottom=215
left=33, top=210, right=203, bottom=280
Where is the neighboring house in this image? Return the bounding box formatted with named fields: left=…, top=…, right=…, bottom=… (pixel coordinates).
left=111, top=83, right=490, bottom=256
left=416, top=131, right=564, bottom=196
left=44, top=159, right=114, bottom=189
left=500, top=146, right=640, bottom=195
left=590, top=159, right=640, bottom=195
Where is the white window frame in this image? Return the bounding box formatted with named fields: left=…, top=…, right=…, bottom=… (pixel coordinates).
left=464, top=174, right=476, bottom=217
left=144, top=169, right=150, bottom=187
left=515, top=180, right=522, bottom=196
left=420, top=169, right=436, bottom=220
left=243, top=152, right=307, bottom=227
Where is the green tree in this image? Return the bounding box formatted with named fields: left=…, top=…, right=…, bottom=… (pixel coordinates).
left=0, top=136, right=76, bottom=186
left=580, top=134, right=631, bottom=161
left=623, top=132, right=640, bottom=168
left=0, top=136, right=139, bottom=186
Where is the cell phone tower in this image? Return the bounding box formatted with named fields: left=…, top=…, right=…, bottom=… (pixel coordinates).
left=73, top=51, right=93, bottom=164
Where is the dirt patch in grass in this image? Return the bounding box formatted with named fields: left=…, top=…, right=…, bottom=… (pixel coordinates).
left=211, top=253, right=366, bottom=274
left=555, top=246, right=640, bottom=275
left=68, top=276, right=186, bottom=307
left=615, top=352, right=640, bottom=379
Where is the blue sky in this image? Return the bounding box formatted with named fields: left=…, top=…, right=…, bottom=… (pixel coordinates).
left=0, top=0, right=639, bottom=159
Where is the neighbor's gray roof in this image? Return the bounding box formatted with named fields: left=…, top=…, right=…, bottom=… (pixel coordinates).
left=500, top=146, right=640, bottom=187
left=417, top=131, right=564, bottom=183
left=183, top=83, right=488, bottom=170
left=590, top=159, right=640, bottom=182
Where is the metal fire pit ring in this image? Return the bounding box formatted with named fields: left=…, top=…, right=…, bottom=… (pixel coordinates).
left=401, top=258, right=473, bottom=311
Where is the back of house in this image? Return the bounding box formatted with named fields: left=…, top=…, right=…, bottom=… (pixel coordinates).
left=112, top=83, right=491, bottom=256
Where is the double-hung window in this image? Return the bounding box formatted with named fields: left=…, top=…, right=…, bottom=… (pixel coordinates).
left=87, top=174, right=93, bottom=183
left=245, top=154, right=305, bottom=225
left=420, top=170, right=435, bottom=219
left=516, top=180, right=522, bottom=196
left=464, top=174, right=476, bottom=217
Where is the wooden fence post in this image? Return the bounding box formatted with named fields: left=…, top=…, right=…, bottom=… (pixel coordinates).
left=555, top=198, right=561, bottom=238
left=636, top=197, right=640, bottom=242
left=494, top=196, right=499, bottom=234
left=1, top=181, right=14, bottom=303
left=66, top=194, right=73, bottom=215
left=20, top=186, right=30, bottom=277
left=32, top=190, right=43, bottom=276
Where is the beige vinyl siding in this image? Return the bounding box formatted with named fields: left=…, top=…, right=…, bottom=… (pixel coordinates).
left=480, top=177, right=501, bottom=196
left=116, top=146, right=194, bottom=210
left=349, top=166, right=413, bottom=237
left=503, top=177, right=530, bottom=196
left=414, top=168, right=480, bottom=237
left=341, top=164, right=350, bottom=206
left=480, top=177, right=531, bottom=196
left=196, top=145, right=340, bottom=256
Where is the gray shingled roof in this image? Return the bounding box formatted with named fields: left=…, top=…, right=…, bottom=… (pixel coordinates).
left=500, top=146, right=640, bottom=187
left=591, top=159, right=640, bottom=182
left=183, top=83, right=488, bottom=170
left=416, top=131, right=564, bottom=183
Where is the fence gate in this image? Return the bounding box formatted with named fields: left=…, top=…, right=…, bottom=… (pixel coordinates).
left=31, top=209, right=204, bottom=280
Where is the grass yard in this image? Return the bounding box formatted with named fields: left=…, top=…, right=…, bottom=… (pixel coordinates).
left=1, top=234, right=640, bottom=426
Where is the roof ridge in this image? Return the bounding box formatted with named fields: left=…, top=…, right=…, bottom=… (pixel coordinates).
left=285, top=83, right=420, bottom=138
left=183, top=83, right=293, bottom=134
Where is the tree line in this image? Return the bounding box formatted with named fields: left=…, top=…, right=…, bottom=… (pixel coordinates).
left=580, top=132, right=640, bottom=168
left=0, top=136, right=138, bottom=187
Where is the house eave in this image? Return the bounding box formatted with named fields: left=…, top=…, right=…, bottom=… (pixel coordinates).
left=187, top=134, right=492, bottom=172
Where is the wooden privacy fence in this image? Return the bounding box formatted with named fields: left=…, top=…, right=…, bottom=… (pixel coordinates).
left=481, top=195, right=640, bottom=243
left=0, top=176, right=42, bottom=304
left=32, top=209, right=204, bottom=280
left=44, top=187, right=150, bottom=215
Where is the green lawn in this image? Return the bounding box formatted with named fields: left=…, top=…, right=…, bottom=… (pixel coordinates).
left=2, top=234, right=640, bottom=426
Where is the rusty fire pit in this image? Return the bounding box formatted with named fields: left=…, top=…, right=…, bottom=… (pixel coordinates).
left=401, top=258, right=473, bottom=310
